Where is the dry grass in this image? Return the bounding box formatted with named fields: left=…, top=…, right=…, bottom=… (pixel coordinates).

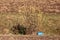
left=0, top=0, right=60, bottom=36
left=42, top=13, right=60, bottom=36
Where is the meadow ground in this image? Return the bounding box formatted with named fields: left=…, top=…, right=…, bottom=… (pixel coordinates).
left=0, top=0, right=60, bottom=36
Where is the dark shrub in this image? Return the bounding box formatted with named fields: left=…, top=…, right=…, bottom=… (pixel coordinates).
left=11, top=24, right=26, bottom=35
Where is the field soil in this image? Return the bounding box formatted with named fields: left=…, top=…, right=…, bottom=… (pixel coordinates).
left=0, top=35, right=60, bottom=40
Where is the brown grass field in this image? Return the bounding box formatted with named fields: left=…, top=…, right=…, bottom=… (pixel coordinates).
left=0, top=0, right=60, bottom=36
